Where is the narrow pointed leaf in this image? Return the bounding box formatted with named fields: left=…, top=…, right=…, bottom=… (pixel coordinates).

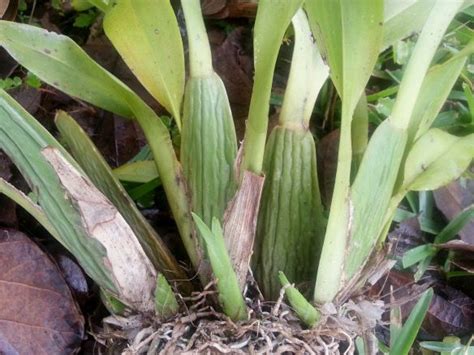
left=435, top=206, right=474, bottom=244
left=103, top=0, right=184, bottom=127
left=192, top=214, right=247, bottom=321
left=390, top=288, right=434, bottom=355
left=411, top=42, right=474, bottom=142
left=344, top=121, right=407, bottom=279
left=402, top=244, right=437, bottom=268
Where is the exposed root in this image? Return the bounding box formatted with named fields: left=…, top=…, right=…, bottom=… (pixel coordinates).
left=96, top=280, right=385, bottom=354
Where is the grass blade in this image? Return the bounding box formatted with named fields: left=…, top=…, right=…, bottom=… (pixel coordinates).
left=435, top=206, right=474, bottom=244
left=402, top=244, right=437, bottom=269
left=390, top=288, right=434, bottom=355
left=410, top=41, right=474, bottom=143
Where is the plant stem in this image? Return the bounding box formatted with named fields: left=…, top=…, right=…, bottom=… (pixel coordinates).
left=181, top=0, right=213, bottom=77
left=241, top=0, right=302, bottom=174
left=127, top=95, right=202, bottom=273
left=390, top=0, right=465, bottom=130
left=313, top=100, right=352, bottom=304
left=279, top=9, right=328, bottom=129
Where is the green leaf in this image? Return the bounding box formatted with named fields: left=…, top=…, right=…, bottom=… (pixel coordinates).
left=344, top=120, right=407, bottom=281
left=0, top=178, right=59, bottom=239
left=278, top=272, right=319, bottom=327
left=463, top=82, right=474, bottom=120
left=85, top=0, right=109, bottom=12
left=0, top=20, right=201, bottom=278
left=410, top=42, right=474, bottom=143
left=154, top=274, right=179, bottom=319
left=100, top=289, right=126, bottom=315
left=435, top=206, right=474, bottom=244
left=113, top=160, right=158, bottom=183
left=71, top=0, right=94, bottom=11
left=279, top=9, right=328, bottom=127
left=383, top=0, right=434, bottom=50
left=389, top=1, right=466, bottom=130
left=402, top=244, right=437, bottom=268
left=241, top=0, right=303, bottom=173
left=403, top=129, right=474, bottom=191
left=0, top=21, right=133, bottom=118
left=73, top=10, right=98, bottom=28
left=421, top=336, right=467, bottom=354
left=0, top=89, right=117, bottom=295
left=103, top=0, right=184, bottom=127
left=390, top=288, right=433, bottom=355
left=306, top=0, right=383, bottom=108
left=390, top=304, right=402, bottom=349
left=308, top=0, right=384, bottom=304
left=192, top=214, right=247, bottom=321
left=55, top=111, right=186, bottom=284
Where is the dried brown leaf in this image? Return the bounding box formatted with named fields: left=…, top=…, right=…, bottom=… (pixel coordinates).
left=0, top=229, right=84, bottom=354
left=424, top=285, right=474, bottom=338
left=223, top=170, right=264, bottom=289
left=41, top=146, right=157, bottom=312
left=212, top=27, right=253, bottom=139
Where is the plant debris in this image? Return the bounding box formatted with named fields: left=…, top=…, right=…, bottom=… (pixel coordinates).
left=95, top=279, right=386, bottom=354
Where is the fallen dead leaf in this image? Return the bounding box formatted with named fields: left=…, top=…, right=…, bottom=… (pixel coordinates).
left=55, top=254, right=89, bottom=306
left=370, top=270, right=474, bottom=339
left=0, top=229, right=84, bottom=354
